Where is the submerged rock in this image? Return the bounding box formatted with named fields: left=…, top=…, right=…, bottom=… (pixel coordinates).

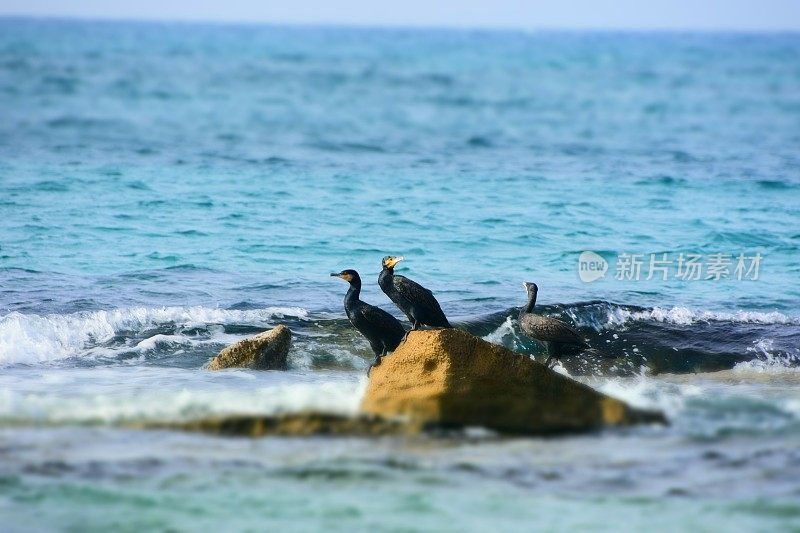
left=146, top=412, right=416, bottom=437
left=361, top=329, right=666, bottom=435
left=207, top=324, right=291, bottom=371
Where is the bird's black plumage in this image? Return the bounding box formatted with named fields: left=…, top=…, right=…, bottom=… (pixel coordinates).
left=331, top=269, right=406, bottom=371
left=379, top=256, right=451, bottom=331
left=519, top=282, right=589, bottom=368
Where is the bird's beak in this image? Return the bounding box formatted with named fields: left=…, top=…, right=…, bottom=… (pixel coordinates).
left=331, top=273, right=342, bottom=278
left=387, top=256, right=404, bottom=268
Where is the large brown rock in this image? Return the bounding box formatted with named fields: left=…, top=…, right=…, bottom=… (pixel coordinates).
left=361, top=329, right=666, bottom=435
left=207, top=325, right=291, bottom=370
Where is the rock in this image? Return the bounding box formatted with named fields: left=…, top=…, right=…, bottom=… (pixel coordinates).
left=144, top=412, right=417, bottom=437
left=360, top=329, right=666, bottom=435
left=207, top=325, right=291, bottom=370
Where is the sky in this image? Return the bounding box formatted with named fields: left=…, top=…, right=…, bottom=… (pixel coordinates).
left=1, top=0, right=800, bottom=30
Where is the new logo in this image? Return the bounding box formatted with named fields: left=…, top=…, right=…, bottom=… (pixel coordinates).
left=578, top=251, right=608, bottom=283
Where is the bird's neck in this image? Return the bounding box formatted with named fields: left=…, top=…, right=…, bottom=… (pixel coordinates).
left=345, top=283, right=361, bottom=308
left=524, top=292, right=537, bottom=313
left=378, top=267, right=393, bottom=284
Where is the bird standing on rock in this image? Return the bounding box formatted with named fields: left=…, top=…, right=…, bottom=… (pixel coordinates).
left=379, top=256, right=451, bottom=339
left=519, top=282, right=590, bottom=368
left=331, top=269, right=406, bottom=373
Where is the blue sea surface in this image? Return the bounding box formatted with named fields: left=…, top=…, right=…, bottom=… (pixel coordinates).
left=1, top=19, right=799, bottom=531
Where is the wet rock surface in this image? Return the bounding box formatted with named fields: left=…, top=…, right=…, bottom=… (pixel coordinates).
left=361, top=329, right=666, bottom=435
left=207, top=325, right=291, bottom=370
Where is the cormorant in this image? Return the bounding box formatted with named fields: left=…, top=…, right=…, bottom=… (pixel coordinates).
left=519, top=282, right=590, bottom=368
left=331, top=269, right=406, bottom=371
left=379, top=256, right=451, bottom=337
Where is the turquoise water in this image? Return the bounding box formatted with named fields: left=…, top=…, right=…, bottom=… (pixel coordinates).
left=1, top=19, right=800, bottom=531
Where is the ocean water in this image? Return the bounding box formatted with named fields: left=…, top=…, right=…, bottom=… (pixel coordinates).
left=1, top=19, right=800, bottom=531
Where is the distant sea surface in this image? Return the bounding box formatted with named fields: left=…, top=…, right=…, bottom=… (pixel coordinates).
left=1, top=19, right=799, bottom=531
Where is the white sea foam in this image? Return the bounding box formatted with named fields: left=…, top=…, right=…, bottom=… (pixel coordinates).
left=290, top=341, right=369, bottom=371
left=0, top=306, right=308, bottom=365
left=587, top=376, right=696, bottom=418
left=733, top=338, right=800, bottom=372
left=482, top=315, right=518, bottom=347
left=571, top=304, right=799, bottom=331
left=0, top=367, right=367, bottom=424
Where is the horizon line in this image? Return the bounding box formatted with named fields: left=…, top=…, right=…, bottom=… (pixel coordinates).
left=2, top=13, right=800, bottom=34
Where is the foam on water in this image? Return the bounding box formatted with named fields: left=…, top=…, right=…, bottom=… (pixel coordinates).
left=734, top=338, right=800, bottom=372
left=587, top=375, right=695, bottom=418
left=0, top=367, right=366, bottom=424
left=481, top=315, right=518, bottom=346
left=0, top=306, right=308, bottom=365
left=570, top=304, right=800, bottom=331
left=632, top=308, right=799, bottom=326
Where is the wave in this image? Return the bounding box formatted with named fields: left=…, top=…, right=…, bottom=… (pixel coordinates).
left=1, top=301, right=797, bottom=375
left=734, top=338, right=800, bottom=372
left=0, top=368, right=366, bottom=425
left=474, top=301, right=800, bottom=375
left=0, top=306, right=308, bottom=365
left=562, top=302, right=800, bottom=329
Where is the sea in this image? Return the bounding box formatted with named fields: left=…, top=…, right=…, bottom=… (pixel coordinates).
left=1, top=18, right=799, bottom=531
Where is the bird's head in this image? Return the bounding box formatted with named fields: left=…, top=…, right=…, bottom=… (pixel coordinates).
left=331, top=269, right=361, bottom=285
left=381, top=256, right=404, bottom=269
left=522, top=281, right=538, bottom=298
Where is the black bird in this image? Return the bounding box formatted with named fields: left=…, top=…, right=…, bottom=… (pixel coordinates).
left=331, top=269, right=406, bottom=371
left=379, top=256, right=451, bottom=337
left=519, top=282, right=590, bottom=368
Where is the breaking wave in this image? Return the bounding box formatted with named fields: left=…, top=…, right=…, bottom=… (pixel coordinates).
left=1, top=300, right=797, bottom=375
left=0, top=306, right=308, bottom=365
left=562, top=302, right=800, bottom=330
left=475, top=301, right=800, bottom=375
